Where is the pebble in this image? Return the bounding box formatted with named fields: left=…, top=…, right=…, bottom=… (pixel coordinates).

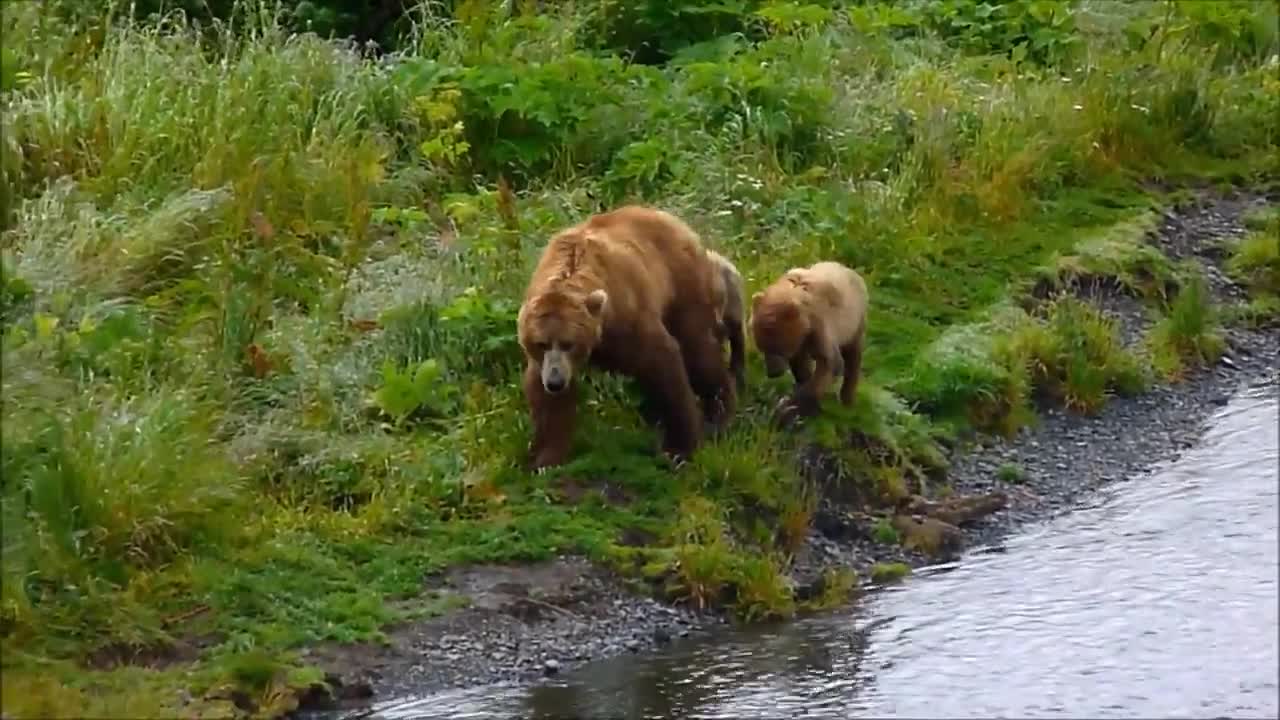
left=542, top=659, right=560, bottom=676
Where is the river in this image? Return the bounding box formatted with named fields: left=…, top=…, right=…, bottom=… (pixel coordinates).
left=361, top=379, right=1279, bottom=719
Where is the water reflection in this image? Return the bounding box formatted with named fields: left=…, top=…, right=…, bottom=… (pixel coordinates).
left=371, top=380, right=1279, bottom=719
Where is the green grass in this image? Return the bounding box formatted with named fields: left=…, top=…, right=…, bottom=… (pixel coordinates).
left=2, top=0, right=1278, bottom=715
left=869, top=562, right=912, bottom=585
left=996, top=463, right=1028, bottom=484
left=1226, top=226, right=1280, bottom=296
left=1032, top=210, right=1178, bottom=302
left=1147, top=270, right=1228, bottom=381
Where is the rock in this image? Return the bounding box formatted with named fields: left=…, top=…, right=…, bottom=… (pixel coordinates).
left=543, top=659, right=560, bottom=676
left=892, top=515, right=964, bottom=559
left=902, top=492, right=1008, bottom=528
left=652, top=626, right=672, bottom=645
left=625, top=639, right=641, bottom=652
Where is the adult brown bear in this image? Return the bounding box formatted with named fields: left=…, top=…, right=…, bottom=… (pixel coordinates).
left=750, top=260, right=869, bottom=424
left=517, top=206, right=736, bottom=470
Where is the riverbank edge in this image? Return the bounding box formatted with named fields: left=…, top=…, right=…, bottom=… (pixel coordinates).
left=276, top=184, right=1277, bottom=717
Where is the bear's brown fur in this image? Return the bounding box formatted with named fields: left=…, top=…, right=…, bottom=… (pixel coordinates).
left=707, top=249, right=747, bottom=391
left=517, top=206, right=736, bottom=470
left=749, top=260, right=868, bottom=423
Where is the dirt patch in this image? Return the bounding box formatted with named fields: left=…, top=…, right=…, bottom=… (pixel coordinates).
left=84, top=631, right=223, bottom=671
left=301, top=556, right=711, bottom=703
left=551, top=475, right=635, bottom=507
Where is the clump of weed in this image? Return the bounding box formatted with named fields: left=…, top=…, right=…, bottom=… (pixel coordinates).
left=996, top=462, right=1027, bottom=484
left=1012, top=296, right=1151, bottom=414
left=777, top=482, right=818, bottom=556
left=1224, top=295, right=1280, bottom=328
left=871, top=517, right=900, bottom=545
left=663, top=495, right=796, bottom=621
left=1, top=380, right=242, bottom=649
left=1225, top=228, right=1280, bottom=296
left=896, top=304, right=1038, bottom=437
left=1147, top=271, right=1226, bottom=381
left=732, top=553, right=796, bottom=623
left=1034, top=211, right=1177, bottom=301
left=801, top=567, right=859, bottom=611
left=806, top=385, right=952, bottom=512
left=869, top=562, right=911, bottom=585
left=1241, top=205, right=1280, bottom=232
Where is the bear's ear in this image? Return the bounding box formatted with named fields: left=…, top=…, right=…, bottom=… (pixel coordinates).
left=584, top=289, right=608, bottom=317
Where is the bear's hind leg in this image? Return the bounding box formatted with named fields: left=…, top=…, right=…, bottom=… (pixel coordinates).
left=839, top=325, right=866, bottom=406
left=725, top=316, right=747, bottom=392
left=523, top=361, right=578, bottom=470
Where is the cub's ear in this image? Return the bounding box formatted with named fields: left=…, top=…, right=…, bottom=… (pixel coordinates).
left=584, top=289, right=608, bottom=317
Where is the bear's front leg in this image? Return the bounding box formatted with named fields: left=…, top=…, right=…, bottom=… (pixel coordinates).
left=631, top=326, right=704, bottom=463
left=523, top=361, right=577, bottom=470
left=776, top=328, right=839, bottom=426
left=671, top=304, right=737, bottom=430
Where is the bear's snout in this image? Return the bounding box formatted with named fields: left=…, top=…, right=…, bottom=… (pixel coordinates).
left=541, top=360, right=570, bottom=394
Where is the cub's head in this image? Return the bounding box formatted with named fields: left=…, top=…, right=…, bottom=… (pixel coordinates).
left=750, top=286, right=810, bottom=378
left=517, top=288, right=608, bottom=394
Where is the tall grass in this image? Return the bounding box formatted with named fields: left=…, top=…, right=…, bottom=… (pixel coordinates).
left=1, top=0, right=1277, bottom=713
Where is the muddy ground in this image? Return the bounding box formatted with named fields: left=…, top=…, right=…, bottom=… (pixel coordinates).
left=296, top=186, right=1279, bottom=713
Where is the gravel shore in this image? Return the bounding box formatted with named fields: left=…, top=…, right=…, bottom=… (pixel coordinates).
left=299, top=186, right=1278, bottom=713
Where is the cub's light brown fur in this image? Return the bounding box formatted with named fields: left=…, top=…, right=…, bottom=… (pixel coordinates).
left=750, top=260, right=868, bottom=422
left=517, top=206, right=736, bottom=470
left=706, top=249, right=747, bottom=391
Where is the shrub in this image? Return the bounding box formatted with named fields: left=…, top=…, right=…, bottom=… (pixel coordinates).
left=1147, top=271, right=1226, bottom=381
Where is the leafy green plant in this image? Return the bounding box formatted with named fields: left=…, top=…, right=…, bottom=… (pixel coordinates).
left=370, top=358, right=458, bottom=425
left=897, top=0, right=1085, bottom=68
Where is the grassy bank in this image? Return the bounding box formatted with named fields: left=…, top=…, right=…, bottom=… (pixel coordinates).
left=2, top=0, right=1278, bottom=715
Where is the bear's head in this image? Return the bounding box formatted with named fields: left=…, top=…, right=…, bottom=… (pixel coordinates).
left=517, top=287, right=608, bottom=394
left=750, top=285, right=810, bottom=378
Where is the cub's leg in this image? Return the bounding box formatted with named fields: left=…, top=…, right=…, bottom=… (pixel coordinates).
left=789, top=354, right=813, bottom=385
left=776, top=326, right=839, bottom=425
left=839, top=334, right=863, bottom=407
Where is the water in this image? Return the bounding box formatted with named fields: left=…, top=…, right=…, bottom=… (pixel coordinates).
left=369, top=381, right=1279, bottom=719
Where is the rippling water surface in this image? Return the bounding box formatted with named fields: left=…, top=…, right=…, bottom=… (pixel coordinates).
left=373, top=382, right=1279, bottom=719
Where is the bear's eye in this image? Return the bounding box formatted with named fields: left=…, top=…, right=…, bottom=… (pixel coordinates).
left=532, top=341, right=549, bottom=354
left=561, top=342, right=575, bottom=352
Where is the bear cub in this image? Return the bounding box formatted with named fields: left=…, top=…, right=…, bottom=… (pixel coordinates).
left=749, top=260, right=869, bottom=424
